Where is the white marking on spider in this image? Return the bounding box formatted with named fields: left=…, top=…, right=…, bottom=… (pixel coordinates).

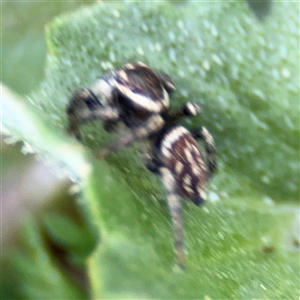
left=183, top=183, right=194, bottom=195
left=160, top=167, right=174, bottom=189
left=175, top=161, right=184, bottom=175
left=185, top=102, right=201, bottom=116
left=199, top=159, right=207, bottom=170
left=191, top=144, right=199, bottom=154
left=183, top=174, right=192, bottom=187
left=184, top=147, right=194, bottom=164
left=125, top=61, right=147, bottom=69
left=91, top=79, right=113, bottom=105
left=198, top=188, right=207, bottom=200
left=191, top=164, right=201, bottom=176
left=161, top=89, right=170, bottom=110
left=162, top=126, right=189, bottom=151
left=202, top=127, right=214, bottom=145
left=114, top=80, right=170, bottom=112
left=136, top=127, right=148, bottom=137
left=117, top=69, right=129, bottom=82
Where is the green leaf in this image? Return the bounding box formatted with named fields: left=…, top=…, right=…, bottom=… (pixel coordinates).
left=2, top=0, right=95, bottom=94
left=3, top=1, right=299, bottom=299
left=43, top=213, right=98, bottom=265
left=11, top=219, right=87, bottom=299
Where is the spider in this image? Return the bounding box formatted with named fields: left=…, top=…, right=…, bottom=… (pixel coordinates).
left=66, top=62, right=217, bottom=268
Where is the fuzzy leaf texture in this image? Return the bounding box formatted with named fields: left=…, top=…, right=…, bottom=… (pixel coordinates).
left=2, top=1, right=299, bottom=299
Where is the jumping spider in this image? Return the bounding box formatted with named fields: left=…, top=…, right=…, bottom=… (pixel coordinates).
left=66, top=62, right=217, bottom=268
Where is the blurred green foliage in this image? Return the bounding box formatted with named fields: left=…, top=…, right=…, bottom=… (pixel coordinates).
left=2, top=1, right=299, bottom=299
left=2, top=1, right=96, bottom=299
left=2, top=1, right=94, bottom=94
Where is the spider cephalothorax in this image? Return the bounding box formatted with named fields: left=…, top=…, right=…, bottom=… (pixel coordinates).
left=66, top=62, right=217, bottom=268
left=67, top=62, right=175, bottom=143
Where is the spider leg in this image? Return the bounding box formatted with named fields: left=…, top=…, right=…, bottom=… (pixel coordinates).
left=166, top=102, right=202, bottom=123
left=67, top=107, right=120, bottom=140
left=66, top=88, right=120, bottom=140
left=96, top=114, right=165, bottom=158
left=140, top=144, right=161, bottom=174
left=160, top=167, right=185, bottom=269
left=103, top=119, right=120, bottom=133
left=191, top=127, right=217, bottom=177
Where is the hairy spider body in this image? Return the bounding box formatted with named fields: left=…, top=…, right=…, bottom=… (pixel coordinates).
left=67, top=62, right=175, bottom=140
left=66, top=62, right=217, bottom=268
left=157, top=126, right=208, bottom=202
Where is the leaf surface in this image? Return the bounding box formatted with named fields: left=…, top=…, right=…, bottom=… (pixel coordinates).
left=3, top=1, right=299, bottom=299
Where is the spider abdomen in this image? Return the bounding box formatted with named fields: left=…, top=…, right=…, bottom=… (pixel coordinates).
left=158, top=126, right=208, bottom=204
